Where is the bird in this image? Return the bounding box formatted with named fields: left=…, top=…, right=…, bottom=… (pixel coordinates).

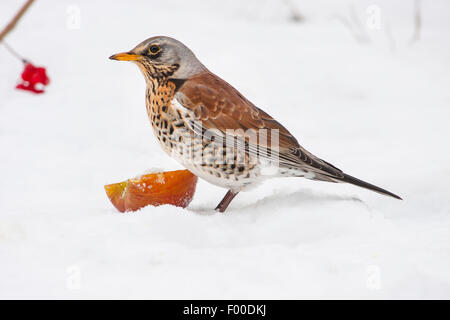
left=109, top=36, right=401, bottom=212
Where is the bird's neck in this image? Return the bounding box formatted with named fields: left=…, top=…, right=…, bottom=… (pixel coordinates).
left=137, top=62, right=179, bottom=85
left=138, top=63, right=183, bottom=122
left=144, top=76, right=178, bottom=123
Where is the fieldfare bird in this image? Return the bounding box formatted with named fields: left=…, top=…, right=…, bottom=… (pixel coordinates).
left=110, top=36, right=401, bottom=212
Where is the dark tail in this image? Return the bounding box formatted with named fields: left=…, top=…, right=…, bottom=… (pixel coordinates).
left=341, top=173, right=402, bottom=200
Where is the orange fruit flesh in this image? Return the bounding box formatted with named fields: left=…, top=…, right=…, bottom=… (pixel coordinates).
left=104, top=170, right=198, bottom=212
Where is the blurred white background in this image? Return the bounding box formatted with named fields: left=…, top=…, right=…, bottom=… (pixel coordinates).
left=0, top=0, right=449, bottom=299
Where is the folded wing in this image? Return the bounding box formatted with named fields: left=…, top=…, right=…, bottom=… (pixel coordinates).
left=174, top=71, right=344, bottom=181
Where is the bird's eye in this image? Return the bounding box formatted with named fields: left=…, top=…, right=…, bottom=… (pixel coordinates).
left=149, top=45, right=161, bottom=55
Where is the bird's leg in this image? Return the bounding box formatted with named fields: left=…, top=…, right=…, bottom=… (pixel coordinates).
left=215, top=189, right=239, bottom=213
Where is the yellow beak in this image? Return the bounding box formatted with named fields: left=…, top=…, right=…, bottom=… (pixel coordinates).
left=109, top=52, right=143, bottom=61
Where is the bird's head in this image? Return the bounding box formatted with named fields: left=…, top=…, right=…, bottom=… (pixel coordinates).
left=109, top=36, right=206, bottom=81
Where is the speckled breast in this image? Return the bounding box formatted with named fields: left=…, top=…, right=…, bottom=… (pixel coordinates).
left=145, top=81, right=261, bottom=190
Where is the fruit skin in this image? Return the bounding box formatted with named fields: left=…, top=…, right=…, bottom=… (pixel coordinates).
left=16, top=63, right=50, bottom=94
left=104, top=170, right=198, bottom=213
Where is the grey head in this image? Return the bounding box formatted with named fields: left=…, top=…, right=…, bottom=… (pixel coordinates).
left=110, top=36, right=207, bottom=80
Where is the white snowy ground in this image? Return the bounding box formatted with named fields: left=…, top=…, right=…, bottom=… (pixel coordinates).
left=1, top=0, right=450, bottom=299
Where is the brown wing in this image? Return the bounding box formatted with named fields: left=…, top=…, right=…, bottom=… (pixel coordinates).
left=175, top=71, right=344, bottom=179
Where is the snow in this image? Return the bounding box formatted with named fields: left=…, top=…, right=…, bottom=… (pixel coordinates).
left=1, top=0, right=450, bottom=299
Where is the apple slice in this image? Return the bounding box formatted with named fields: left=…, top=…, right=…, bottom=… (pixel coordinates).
left=105, top=170, right=198, bottom=212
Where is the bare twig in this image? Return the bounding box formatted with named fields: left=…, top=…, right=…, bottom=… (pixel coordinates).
left=409, top=0, right=421, bottom=46
left=349, top=4, right=371, bottom=43
left=283, top=0, right=305, bottom=23
left=331, top=5, right=371, bottom=44
left=2, top=40, right=27, bottom=62
left=384, top=20, right=396, bottom=53
left=0, top=0, right=36, bottom=42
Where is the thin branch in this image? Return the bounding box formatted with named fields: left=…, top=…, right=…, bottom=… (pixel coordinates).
left=384, top=20, right=396, bottom=53
left=331, top=5, right=371, bottom=45
left=0, top=0, right=36, bottom=42
left=349, top=4, right=370, bottom=43
left=409, top=0, right=421, bottom=46
left=283, top=0, right=305, bottom=23
left=2, top=41, right=27, bottom=62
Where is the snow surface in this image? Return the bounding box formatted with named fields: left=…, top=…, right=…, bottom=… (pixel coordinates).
left=1, top=0, right=450, bottom=299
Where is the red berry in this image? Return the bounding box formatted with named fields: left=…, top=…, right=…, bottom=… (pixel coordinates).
left=16, top=63, right=50, bottom=94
